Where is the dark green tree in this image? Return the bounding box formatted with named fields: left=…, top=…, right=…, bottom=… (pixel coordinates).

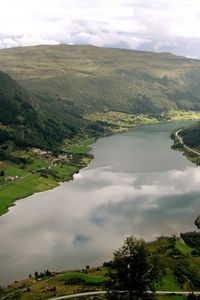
left=187, top=293, right=200, bottom=300
left=106, top=236, right=165, bottom=300
left=195, top=215, right=200, bottom=230
left=0, top=286, right=4, bottom=297
left=0, top=170, right=5, bottom=176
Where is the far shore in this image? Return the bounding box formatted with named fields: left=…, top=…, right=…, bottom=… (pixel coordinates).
left=1, top=110, right=200, bottom=217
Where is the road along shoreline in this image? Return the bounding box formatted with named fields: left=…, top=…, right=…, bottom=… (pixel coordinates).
left=175, top=129, right=200, bottom=157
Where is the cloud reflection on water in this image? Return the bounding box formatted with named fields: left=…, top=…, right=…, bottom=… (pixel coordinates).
left=0, top=122, right=200, bottom=285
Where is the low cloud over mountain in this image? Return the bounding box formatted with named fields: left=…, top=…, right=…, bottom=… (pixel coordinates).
left=1, top=0, right=200, bottom=58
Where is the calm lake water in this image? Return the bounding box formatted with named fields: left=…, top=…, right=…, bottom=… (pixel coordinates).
left=0, top=121, right=199, bottom=286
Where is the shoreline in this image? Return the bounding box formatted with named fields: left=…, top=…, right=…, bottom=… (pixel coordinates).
left=0, top=150, right=94, bottom=217
left=172, top=128, right=200, bottom=165
left=1, top=112, right=200, bottom=217
left=2, top=235, right=200, bottom=296
left=1, top=119, right=200, bottom=291
left=0, top=160, right=92, bottom=217
left=0, top=116, right=158, bottom=217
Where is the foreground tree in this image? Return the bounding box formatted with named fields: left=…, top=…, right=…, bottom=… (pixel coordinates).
left=195, top=215, right=200, bottom=230
left=0, top=286, right=4, bottom=297
left=106, top=236, right=165, bottom=300
left=0, top=170, right=5, bottom=177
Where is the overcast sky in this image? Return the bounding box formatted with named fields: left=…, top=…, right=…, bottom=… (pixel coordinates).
left=1, top=0, right=200, bottom=58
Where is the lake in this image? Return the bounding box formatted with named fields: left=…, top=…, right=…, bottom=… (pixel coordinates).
left=0, top=121, right=199, bottom=286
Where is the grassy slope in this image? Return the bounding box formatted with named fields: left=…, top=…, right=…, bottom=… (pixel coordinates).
left=0, top=139, right=93, bottom=216
left=0, top=71, right=90, bottom=215
left=0, top=165, right=80, bottom=216
left=0, top=70, right=89, bottom=151
left=175, top=239, right=193, bottom=255
left=181, top=121, right=200, bottom=149
left=0, top=173, right=57, bottom=214
left=0, top=45, right=200, bottom=115
left=2, top=238, right=198, bottom=300
left=172, top=120, right=200, bottom=166
left=0, top=71, right=48, bottom=148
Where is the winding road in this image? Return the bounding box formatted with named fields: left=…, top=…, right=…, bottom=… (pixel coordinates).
left=48, top=290, right=200, bottom=299
left=175, top=129, right=200, bottom=157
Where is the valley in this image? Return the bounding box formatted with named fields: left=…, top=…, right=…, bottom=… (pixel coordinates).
left=1, top=109, right=200, bottom=216
left=1, top=45, right=200, bottom=299
left=0, top=120, right=199, bottom=288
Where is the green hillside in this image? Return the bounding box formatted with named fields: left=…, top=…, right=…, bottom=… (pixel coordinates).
left=0, top=70, right=90, bottom=152
left=0, top=71, right=49, bottom=149
left=181, top=121, right=200, bottom=149
left=2, top=235, right=200, bottom=300
left=0, top=70, right=106, bottom=215
left=0, top=45, right=200, bottom=115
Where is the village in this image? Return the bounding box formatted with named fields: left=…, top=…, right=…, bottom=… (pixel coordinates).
left=0, top=147, right=75, bottom=183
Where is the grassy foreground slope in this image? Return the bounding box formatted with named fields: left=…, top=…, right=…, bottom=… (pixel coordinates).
left=0, top=45, right=200, bottom=114
left=1, top=236, right=200, bottom=300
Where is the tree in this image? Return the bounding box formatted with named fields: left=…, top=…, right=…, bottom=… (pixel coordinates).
left=195, top=215, right=200, bottom=230
left=86, top=265, right=90, bottom=270
left=187, top=293, right=200, bottom=300
left=106, top=236, right=165, bottom=300
left=0, top=170, right=5, bottom=176
left=0, top=286, right=4, bottom=297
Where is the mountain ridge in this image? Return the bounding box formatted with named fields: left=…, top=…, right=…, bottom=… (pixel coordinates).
left=0, top=44, right=200, bottom=116
left=1, top=45, right=200, bottom=153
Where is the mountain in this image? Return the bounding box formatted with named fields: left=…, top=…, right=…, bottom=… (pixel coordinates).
left=0, top=71, right=46, bottom=148
left=0, top=45, right=200, bottom=115
left=1, top=45, right=200, bottom=153
left=0, top=71, right=89, bottom=151
left=0, top=71, right=36, bottom=127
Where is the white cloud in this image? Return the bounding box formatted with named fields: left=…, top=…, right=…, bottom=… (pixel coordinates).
left=0, top=0, right=200, bottom=57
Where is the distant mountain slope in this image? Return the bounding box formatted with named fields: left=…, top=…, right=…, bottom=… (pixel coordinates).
left=0, top=71, right=47, bottom=148
left=181, top=121, right=200, bottom=149
left=0, top=45, right=200, bottom=114
left=0, top=71, right=88, bottom=151
left=0, top=71, right=37, bottom=126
